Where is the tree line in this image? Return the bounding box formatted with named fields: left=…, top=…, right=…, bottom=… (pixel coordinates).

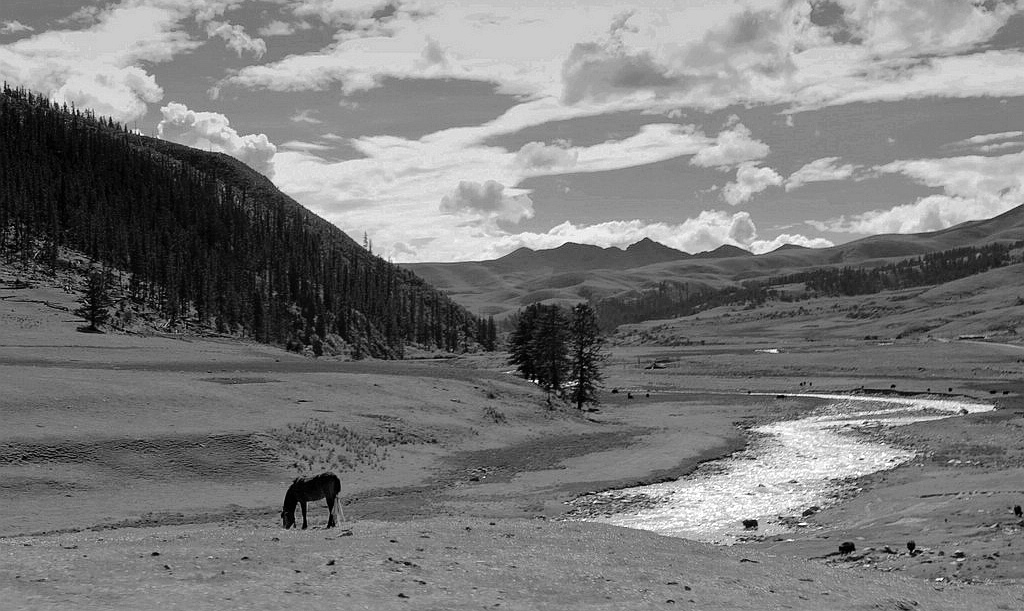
left=0, top=85, right=493, bottom=357
left=507, top=302, right=605, bottom=409
left=593, top=241, right=1021, bottom=330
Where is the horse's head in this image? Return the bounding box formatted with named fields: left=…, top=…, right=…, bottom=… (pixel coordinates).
left=281, top=509, right=295, bottom=529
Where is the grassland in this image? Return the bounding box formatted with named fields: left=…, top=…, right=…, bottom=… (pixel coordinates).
left=2, top=263, right=1024, bottom=609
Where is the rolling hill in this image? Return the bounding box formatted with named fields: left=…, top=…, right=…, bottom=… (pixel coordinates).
left=404, top=204, right=1024, bottom=327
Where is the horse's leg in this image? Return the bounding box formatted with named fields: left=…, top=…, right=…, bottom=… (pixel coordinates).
left=336, top=495, right=345, bottom=523
left=326, top=495, right=336, bottom=528
left=300, top=501, right=308, bottom=530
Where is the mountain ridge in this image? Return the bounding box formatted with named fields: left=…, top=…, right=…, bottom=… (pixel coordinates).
left=405, top=204, right=1024, bottom=320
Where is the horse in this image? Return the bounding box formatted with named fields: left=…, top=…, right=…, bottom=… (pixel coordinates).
left=281, top=471, right=343, bottom=529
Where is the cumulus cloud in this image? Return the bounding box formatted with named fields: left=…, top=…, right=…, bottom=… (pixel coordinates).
left=439, top=180, right=534, bottom=225
left=206, top=21, right=267, bottom=59
left=0, top=1, right=247, bottom=123
left=403, top=210, right=831, bottom=262
left=722, top=162, right=784, bottom=206
left=689, top=123, right=770, bottom=168
left=514, top=141, right=578, bottom=171
left=158, top=102, right=277, bottom=177
left=810, top=149, right=1024, bottom=234
left=785, top=156, right=860, bottom=191
left=561, top=41, right=682, bottom=105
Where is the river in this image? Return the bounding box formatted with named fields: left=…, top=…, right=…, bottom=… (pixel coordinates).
left=575, top=393, right=993, bottom=544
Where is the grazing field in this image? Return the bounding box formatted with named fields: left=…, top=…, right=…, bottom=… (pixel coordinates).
left=2, top=270, right=1024, bottom=609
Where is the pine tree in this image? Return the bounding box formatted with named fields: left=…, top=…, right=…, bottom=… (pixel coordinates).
left=75, top=269, right=114, bottom=332
left=567, top=303, right=606, bottom=410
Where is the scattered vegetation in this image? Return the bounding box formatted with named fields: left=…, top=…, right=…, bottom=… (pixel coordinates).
left=269, top=419, right=392, bottom=474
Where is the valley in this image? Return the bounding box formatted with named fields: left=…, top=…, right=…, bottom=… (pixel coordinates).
left=3, top=264, right=1024, bottom=609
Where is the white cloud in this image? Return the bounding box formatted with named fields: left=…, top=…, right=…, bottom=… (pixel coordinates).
left=722, top=162, right=784, bottom=206
left=811, top=149, right=1024, bottom=235
left=689, top=123, right=770, bottom=169
left=1, top=20, right=34, bottom=35
left=158, top=102, right=277, bottom=177
left=944, top=130, right=1024, bottom=154
left=439, top=180, right=534, bottom=225
left=279, top=140, right=335, bottom=152
left=207, top=21, right=267, bottom=59
left=785, top=156, right=860, bottom=191
left=0, top=1, right=249, bottom=123
left=376, top=209, right=831, bottom=262
left=289, top=109, right=323, bottom=124
left=258, top=19, right=313, bottom=37
left=514, top=141, right=578, bottom=172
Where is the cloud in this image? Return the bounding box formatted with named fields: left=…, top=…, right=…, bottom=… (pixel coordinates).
left=944, top=130, right=1024, bottom=154
left=689, top=123, right=770, bottom=168
left=561, top=40, right=682, bottom=105
left=810, top=149, right=1024, bottom=234
left=258, top=19, right=313, bottom=37
left=157, top=102, right=277, bottom=177
left=439, top=180, right=534, bottom=225
left=1, top=20, right=34, bottom=35
left=0, top=1, right=248, bottom=123
left=206, top=21, right=267, bottom=59
left=390, top=209, right=831, bottom=262
left=514, top=141, right=578, bottom=171
left=289, top=109, right=323, bottom=124
left=785, top=156, right=860, bottom=191
left=722, top=162, right=784, bottom=206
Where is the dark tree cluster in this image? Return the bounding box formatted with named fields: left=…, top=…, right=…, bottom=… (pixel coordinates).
left=594, top=241, right=1021, bottom=330
left=0, top=85, right=488, bottom=357
left=595, top=280, right=768, bottom=329
left=508, top=302, right=605, bottom=409
left=775, top=242, right=1021, bottom=297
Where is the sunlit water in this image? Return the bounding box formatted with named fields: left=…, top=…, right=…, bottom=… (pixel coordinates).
left=578, top=393, right=993, bottom=544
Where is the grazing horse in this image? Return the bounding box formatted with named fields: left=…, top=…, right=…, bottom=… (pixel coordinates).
left=281, top=472, right=343, bottom=529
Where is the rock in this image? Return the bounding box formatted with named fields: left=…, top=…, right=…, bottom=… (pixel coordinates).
left=952, top=550, right=965, bottom=558
left=801, top=506, right=820, bottom=517
left=906, top=540, right=916, bottom=554
left=742, top=518, right=759, bottom=530
left=838, top=541, right=856, bottom=554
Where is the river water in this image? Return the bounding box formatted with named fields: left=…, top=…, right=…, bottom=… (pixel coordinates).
left=578, top=393, right=993, bottom=544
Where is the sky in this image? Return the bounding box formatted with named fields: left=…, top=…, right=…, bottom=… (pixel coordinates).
left=2, top=1, right=1023, bottom=263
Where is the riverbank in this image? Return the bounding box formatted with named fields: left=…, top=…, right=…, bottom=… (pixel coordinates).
left=3, top=285, right=1024, bottom=608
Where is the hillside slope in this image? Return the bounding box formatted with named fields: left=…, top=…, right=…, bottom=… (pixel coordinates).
left=0, top=86, right=489, bottom=357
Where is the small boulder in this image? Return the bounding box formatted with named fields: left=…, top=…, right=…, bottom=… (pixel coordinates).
left=838, top=541, right=856, bottom=554
left=741, top=519, right=759, bottom=530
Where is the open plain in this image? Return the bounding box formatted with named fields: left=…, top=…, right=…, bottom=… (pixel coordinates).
left=3, top=267, right=1024, bottom=610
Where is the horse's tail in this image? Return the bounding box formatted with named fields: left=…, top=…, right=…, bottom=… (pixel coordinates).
left=333, top=476, right=345, bottom=523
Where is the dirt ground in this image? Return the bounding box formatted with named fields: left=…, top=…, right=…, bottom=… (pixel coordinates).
left=3, top=269, right=1024, bottom=609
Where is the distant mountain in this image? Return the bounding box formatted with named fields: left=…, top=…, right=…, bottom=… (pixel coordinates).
left=0, top=85, right=491, bottom=357
left=405, top=205, right=1024, bottom=322
left=485, top=238, right=696, bottom=273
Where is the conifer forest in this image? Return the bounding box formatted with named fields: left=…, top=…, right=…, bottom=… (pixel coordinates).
left=0, top=85, right=497, bottom=357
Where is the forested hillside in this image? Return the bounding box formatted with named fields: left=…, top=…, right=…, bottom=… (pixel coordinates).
left=594, top=240, right=1024, bottom=329
left=0, top=85, right=495, bottom=357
